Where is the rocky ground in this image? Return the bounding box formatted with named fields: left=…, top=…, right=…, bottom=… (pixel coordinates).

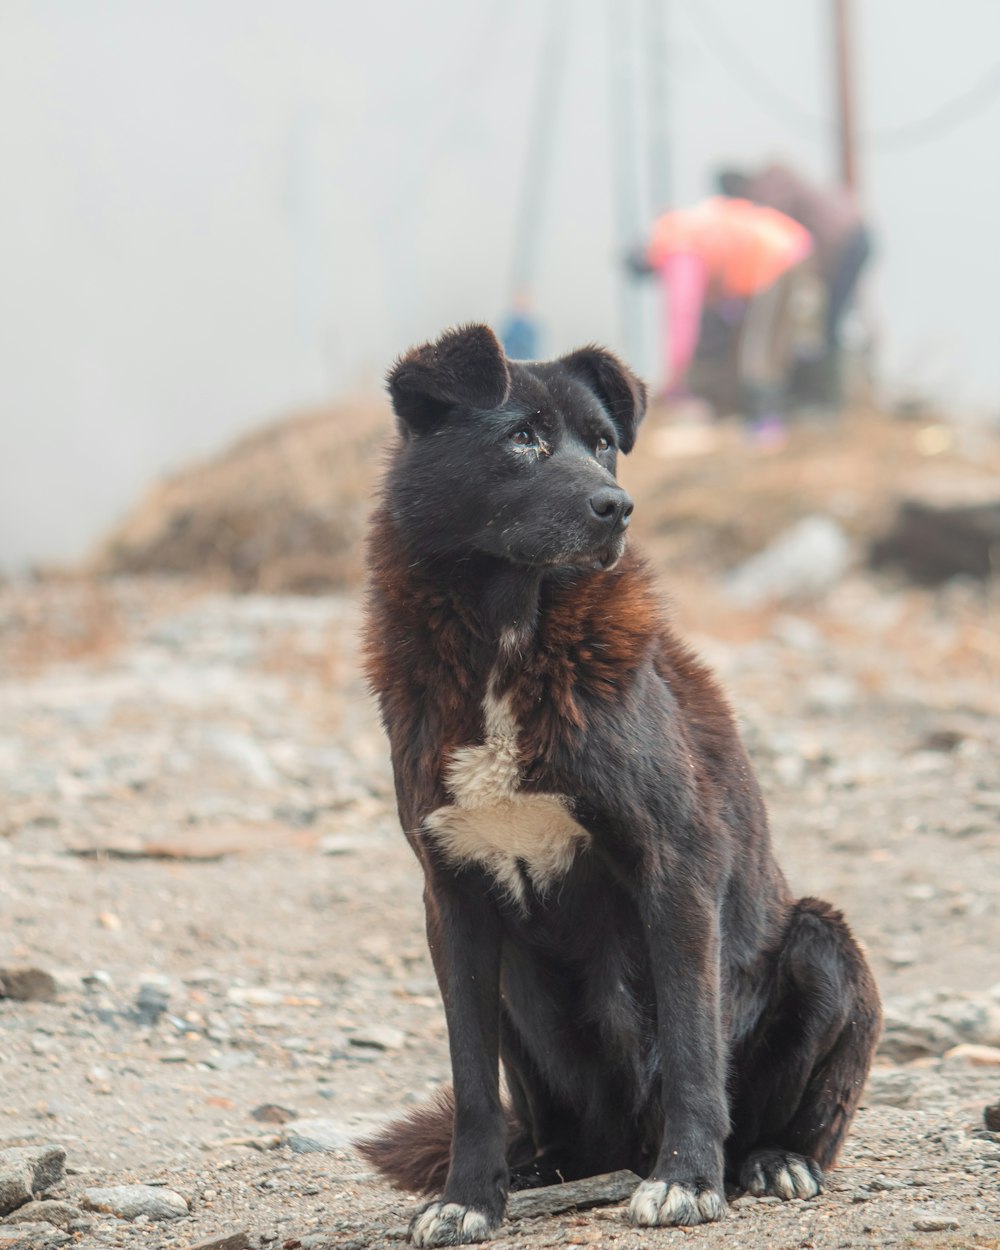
left=1, top=486, right=999, bottom=1249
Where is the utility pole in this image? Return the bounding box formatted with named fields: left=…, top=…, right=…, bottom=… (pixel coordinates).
left=645, top=0, right=671, bottom=215
left=509, top=0, right=572, bottom=299
left=607, top=0, right=644, bottom=364
left=832, top=0, right=858, bottom=190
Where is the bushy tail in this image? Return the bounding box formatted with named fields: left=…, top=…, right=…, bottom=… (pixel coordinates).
left=355, top=1086, right=524, bottom=1194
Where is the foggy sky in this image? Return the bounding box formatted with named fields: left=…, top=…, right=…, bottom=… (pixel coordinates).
left=2, top=0, right=998, bottom=569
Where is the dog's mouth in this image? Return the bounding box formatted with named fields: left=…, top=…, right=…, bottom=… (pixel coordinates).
left=549, top=537, right=626, bottom=573
left=592, top=544, right=621, bottom=571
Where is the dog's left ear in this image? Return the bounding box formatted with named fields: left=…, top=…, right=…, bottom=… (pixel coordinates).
left=560, top=346, right=647, bottom=454
left=387, top=323, right=511, bottom=435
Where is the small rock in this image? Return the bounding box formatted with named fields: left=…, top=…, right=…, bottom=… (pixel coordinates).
left=865, top=1069, right=925, bottom=1109
left=0, top=1162, right=31, bottom=1219
left=0, top=1201, right=82, bottom=1229
left=868, top=1175, right=904, bottom=1192
left=0, top=1223, right=70, bottom=1247
left=202, top=1052, right=254, bottom=1072
left=0, top=969, right=58, bottom=1002
left=348, top=1026, right=405, bottom=1052
left=985, top=1102, right=1000, bottom=1132
left=804, top=674, right=860, bottom=713
left=318, top=833, right=370, bottom=856
left=14, top=1149, right=64, bottom=1198
left=250, top=1105, right=297, bottom=1125
left=181, top=1232, right=251, bottom=1250
left=725, top=515, right=851, bottom=607
left=878, top=1003, right=961, bottom=1061
left=0, top=1147, right=66, bottom=1215
left=942, top=1042, right=1000, bottom=1066
left=206, top=1136, right=279, bottom=1153
left=884, top=948, right=918, bottom=969
left=913, top=1215, right=960, bottom=1232
left=133, top=980, right=170, bottom=1025
left=227, top=987, right=284, bottom=1008
left=82, top=1185, right=189, bottom=1221
left=82, top=971, right=114, bottom=992
left=282, top=1119, right=353, bottom=1153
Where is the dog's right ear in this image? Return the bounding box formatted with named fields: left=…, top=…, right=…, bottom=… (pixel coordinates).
left=387, top=323, right=511, bottom=435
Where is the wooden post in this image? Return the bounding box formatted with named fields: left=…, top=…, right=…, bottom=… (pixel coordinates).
left=832, top=0, right=858, bottom=190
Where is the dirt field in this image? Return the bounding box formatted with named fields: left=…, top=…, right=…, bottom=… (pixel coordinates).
left=2, top=409, right=999, bottom=1250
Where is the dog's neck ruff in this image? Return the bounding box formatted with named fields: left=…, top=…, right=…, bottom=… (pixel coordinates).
left=424, top=672, right=590, bottom=905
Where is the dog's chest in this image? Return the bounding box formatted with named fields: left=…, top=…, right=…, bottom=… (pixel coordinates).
left=424, top=682, right=590, bottom=903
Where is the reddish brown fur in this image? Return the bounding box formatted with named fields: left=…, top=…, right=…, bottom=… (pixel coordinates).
left=358, top=327, right=881, bottom=1238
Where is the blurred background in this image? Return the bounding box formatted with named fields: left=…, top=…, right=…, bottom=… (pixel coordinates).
left=2, top=7, right=1000, bottom=1241
left=2, top=0, right=1000, bottom=571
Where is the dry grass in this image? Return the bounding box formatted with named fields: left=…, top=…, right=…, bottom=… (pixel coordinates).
left=91, top=395, right=393, bottom=593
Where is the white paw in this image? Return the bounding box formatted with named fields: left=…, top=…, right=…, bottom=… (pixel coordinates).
left=741, top=1150, right=824, bottom=1200
left=409, top=1200, right=495, bottom=1247
left=628, top=1178, right=726, bottom=1227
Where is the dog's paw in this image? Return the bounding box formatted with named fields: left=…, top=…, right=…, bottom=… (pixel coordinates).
left=409, top=1201, right=496, bottom=1247
left=740, top=1149, right=824, bottom=1200
left=628, top=1178, right=726, bottom=1227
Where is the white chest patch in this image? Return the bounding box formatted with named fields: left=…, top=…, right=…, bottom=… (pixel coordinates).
left=424, top=684, right=590, bottom=903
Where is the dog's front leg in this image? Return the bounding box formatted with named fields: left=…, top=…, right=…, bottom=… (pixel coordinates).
left=629, top=886, right=729, bottom=1228
left=410, top=864, right=506, bottom=1248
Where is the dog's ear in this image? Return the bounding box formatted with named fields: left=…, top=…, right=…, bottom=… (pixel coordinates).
left=560, top=345, right=647, bottom=454
left=387, top=323, right=511, bottom=435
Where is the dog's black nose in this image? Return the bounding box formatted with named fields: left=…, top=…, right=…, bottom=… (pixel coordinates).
left=589, top=487, right=634, bottom=529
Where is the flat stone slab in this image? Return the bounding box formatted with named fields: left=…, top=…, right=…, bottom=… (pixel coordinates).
left=180, top=1232, right=252, bottom=1250
left=0, top=1201, right=81, bottom=1229
left=0, top=1224, right=70, bottom=1247
left=282, top=1119, right=353, bottom=1154
left=82, top=1185, right=189, bottom=1221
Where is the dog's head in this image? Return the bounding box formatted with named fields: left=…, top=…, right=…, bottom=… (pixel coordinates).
left=384, top=323, right=646, bottom=572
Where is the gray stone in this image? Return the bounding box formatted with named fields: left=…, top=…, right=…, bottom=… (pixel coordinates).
left=0, top=970, right=58, bottom=1002
left=913, top=1215, right=960, bottom=1232
left=726, top=516, right=851, bottom=607
left=6, top=1150, right=64, bottom=1200
left=0, top=1148, right=66, bottom=1216
left=82, top=1185, right=189, bottom=1221
left=348, top=1026, right=405, bottom=1051
left=878, top=1012, right=960, bottom=1062
left=0, top=1163, right=31, bottom=1219
left=0, top=1224, right=70, bottom=1247
left=282, top=1119, right=353, bottom=1153
left=180, top=1232, right=251, bottom=1250
left=0, top=1202, right=81, bottom=1229
left=202, top=1052, right=254, bottom=1072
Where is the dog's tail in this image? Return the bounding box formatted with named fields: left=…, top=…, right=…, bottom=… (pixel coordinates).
left=356, top=1086, right=524, bottom=1194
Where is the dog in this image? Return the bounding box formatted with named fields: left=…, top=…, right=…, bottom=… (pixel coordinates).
left=359, top=324, right=881, bottom=1247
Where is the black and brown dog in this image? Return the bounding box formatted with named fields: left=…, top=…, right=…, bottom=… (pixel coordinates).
left=360, top=324, right=881, bottom=1247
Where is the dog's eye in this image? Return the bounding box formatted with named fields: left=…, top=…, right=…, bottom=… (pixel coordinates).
left=511, top=429, right=535, bottom=446
left=595, top=435, right=611, bottom=453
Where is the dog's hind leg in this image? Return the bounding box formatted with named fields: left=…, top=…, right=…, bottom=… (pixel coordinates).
left=501, top=1014, right=591, bottom=1190
left=727, top=897, right=882, bottom=1201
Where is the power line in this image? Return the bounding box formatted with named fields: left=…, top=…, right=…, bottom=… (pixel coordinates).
left=678, top=0, right=1000, bottom=151
left=509, top=0, right=573, bottom=295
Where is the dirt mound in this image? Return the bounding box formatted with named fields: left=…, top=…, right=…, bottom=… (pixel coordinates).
left=92, top=395, right=1000, bottom=597
left=92, top=398, right=392, bottom=593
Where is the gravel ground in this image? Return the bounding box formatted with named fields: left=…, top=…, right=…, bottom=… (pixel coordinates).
left=1, top=572, right=998, bottom=1250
